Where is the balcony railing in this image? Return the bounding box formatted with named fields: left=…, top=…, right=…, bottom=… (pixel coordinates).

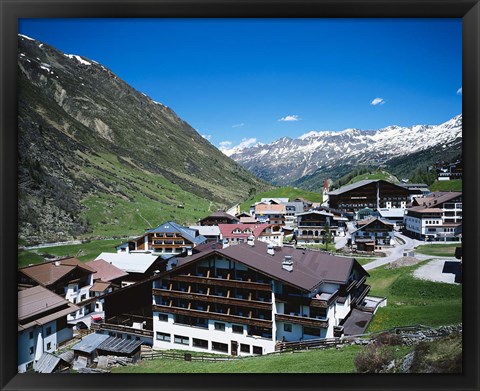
left=275, top=313, right=329, bottom=328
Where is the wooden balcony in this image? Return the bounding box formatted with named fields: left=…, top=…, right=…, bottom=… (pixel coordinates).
left=275, top=313, right=329, bottom=328
left=353, top=285, right=371, bottom=306
left=90, top=322, right=154, bottom=338
left=275, top=292, right=338, bottom=308
left=152, top=304, right=272, bottom=328
left=170, top=275, right=272, bottom=292
left=152, top=288, right=272, bottom=310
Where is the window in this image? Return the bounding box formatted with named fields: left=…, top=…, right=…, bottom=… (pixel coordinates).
left=174, top=335, right=189, bottom=345
left=284, top=323, right=292, bottom=332
left=156, top=332, right=171, bottom=342
left=211, top=341, right=228, bottom=353
left=158, top=313, right=168, bottom=322
left=253, top=346, right=263, bottom=355
left=192, top=338, right=208, bottom=349
left=303, top=326, right=321, bottom=337
left=46, top=326, right=52, bottom=336
left=29, top=346, right=34, bottom=355
left=29, top=331, right=33, bottom=339
left=214, top=322, right=225, bottom=331
left=46, top=342, right=51, bottom=350
left=232, top=325, right=243, bottom=334
left=240, top=344, right=250, bottom=353
left=80, top=294, right=86, bottom=301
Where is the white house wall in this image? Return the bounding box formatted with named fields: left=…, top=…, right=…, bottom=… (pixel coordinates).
left=152, top=312, right=275, bottom=356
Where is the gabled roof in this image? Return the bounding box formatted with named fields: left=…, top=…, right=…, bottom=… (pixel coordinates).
left=95, top=252, right=162, bottom=274
left=86, top=259, right=129, bottom=282
left=328, top=179, right=407, bottom=196
left=33, top=352, right=67, bottom=373
left=72, top=333, right=110, bottom=354
left=260, top=198, right=289, bottom=204
left=412, top=191, right=462, bottom=208
left=19, top=257, right=95, bottom=287
left=198, top=211, right=239, bottom=222
left=146, top=221, right=207, bottom=245
left=255, top=204, right=286, bottom=213
left=170, top=241, right=367, bottom=292
left=353, top=217, right=394, bottom=233
left=296, top=210, right=334, bottom=217
left=18, top=286, right=79, bottom=330
left=188, top=225, right=221, bottom=237
left=90, top=281, right=112, bottom=292
left=218, top=223, right=275, bottom=239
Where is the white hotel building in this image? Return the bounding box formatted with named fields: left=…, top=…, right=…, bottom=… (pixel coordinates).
left=151, top=240, right=370, bottom=356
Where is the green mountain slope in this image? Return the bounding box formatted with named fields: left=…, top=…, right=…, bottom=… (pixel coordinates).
left=18, top=35, right=270, bottom=244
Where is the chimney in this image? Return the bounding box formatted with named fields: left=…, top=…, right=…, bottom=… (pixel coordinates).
left=267, top=244, right=275, bottom=256
left=247, top=235, right=255, bottom=246
left=282, top=255, right=293, bottom=272
left=54, top=261, right=60, bottom=267
left=186, top=246, right=193, bottom=256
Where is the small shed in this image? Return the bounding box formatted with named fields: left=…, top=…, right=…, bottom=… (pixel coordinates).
left=71, top=333, right=110, bottom=365
left=33, top=352, right=70, bottom=373
left=355, top=239, right=375, bottom=252
left=96, top=336, right=142, bottom=363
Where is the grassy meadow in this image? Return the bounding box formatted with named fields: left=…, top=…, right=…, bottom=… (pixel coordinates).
left=414, top=243, right=461, bottom=257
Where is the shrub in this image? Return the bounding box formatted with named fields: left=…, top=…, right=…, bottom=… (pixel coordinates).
left=354, top=344, right=394, bottom=373
left=373, top=332, right=403, bottom=347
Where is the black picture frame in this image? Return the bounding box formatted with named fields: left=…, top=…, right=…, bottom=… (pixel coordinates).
left=1, top=1, right=479, bottom=390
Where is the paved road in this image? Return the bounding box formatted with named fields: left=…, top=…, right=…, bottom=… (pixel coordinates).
left=361, top=233, right=457, bottom=271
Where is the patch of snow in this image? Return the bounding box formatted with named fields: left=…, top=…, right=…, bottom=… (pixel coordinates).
left=39, top=44, right=43, bottom=48
left=19, top=34, right=35, bottom=41
left=64, top=54, right=92, bottom=66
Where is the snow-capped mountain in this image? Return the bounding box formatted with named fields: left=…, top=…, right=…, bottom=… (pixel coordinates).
left=230, top=115, right=462, bottom=185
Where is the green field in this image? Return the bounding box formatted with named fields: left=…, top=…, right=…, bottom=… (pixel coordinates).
left=18, top=238, right=126, bottom=267
left=428, top=180, right=462, bottom=192
left=414, top=244, right=460, bottom=257
left=112, top=345, right=365, bottom=373
left=239, top=187, right=323, bottom=213
left=366, top=260, right=462, bottom=332
left=345, top=170, right=399, bottom=185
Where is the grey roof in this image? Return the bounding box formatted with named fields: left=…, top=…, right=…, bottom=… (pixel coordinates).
left=58, top=350, right=75, bottom=364
left=95, top=252, right=161, bottom=274
left=296, top=210, right=334, bottom=217
left=328, top=179, right=407, bottom=196
left=172, top=241, right=368, bottom=292
left=72, top=333, right=110, bottom=354
left=189, top=225, right=221, bottom=237
left=33, top=352, right=64, bottom=373
left=146, top=221, right=207, bottom=245
left=97, top=336, right=142, bottom=354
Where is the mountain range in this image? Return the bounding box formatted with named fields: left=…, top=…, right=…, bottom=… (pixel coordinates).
left=230, top=115, right=462, bottom=188
left=17, top=34, right=270, bottom=244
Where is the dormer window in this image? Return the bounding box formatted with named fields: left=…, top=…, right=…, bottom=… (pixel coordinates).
left=232, top=229, right=242, bottom=234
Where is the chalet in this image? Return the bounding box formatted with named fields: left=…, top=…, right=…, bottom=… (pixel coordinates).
left=253, top=203, right=286, bottom=225
left=285, top=201, right=304, bottom=226
left=198, top=211, right=240, bottom=226
left=218, top=223, right=284, bottom=247
left=151, top=241, right=370, bottom=356
left=294, top=210, right=346, bottom=244
left=18, top=286, right=79, bottom=373
left=435, top=160, right=462, bottom=181
left=351, top=218, right=395, bottom=250
left=115, top=221, right=207, bottom=257
left=18, top=257, right=96, bottom=322
left=404, top=192, right=462, bottom=241
left=84, top=259, right=129, bottom=312
left=327, top=180, right=409, bottom=213
left=94, top=252, right=166, bottom=286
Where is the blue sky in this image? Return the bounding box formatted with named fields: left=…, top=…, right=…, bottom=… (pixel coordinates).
left=19, top=18, right=462, bottom=155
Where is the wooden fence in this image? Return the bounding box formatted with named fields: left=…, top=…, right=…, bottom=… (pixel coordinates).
left=141, top=350, right=246, bottom=362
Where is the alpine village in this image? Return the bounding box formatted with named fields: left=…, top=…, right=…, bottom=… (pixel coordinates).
left=17, top=34, right=462, bottom=374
